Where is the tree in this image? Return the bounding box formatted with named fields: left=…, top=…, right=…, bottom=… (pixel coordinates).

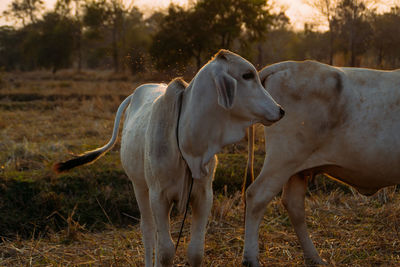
left=254, top=9, right=290, bottom=66
left=122, top=7, right=150, bottom=74
left=54, top=0, right=72, bottom=17
left=37, top=12, right=78, bottom=72
left=83, top=0, right=137, bottom=72
left=4, top=11, right=77, bottom=72
left=299, top=24, right=331, bottom=61
left=54, top=0, right=84, bottom=71
left=150, top=0, right=277, bottom=72
left=305, top=0, right=340, bottom=64
left=332, top=0, right=372, bottom=66
left=149, top=5, right=198, bottom=72
left=370, top=7, right=400, bottom=68
left=196, top=0, right=274, bottom=49
left=3, top=0, right=44, bottom=26
left=0, top=26, right=22, bottom=70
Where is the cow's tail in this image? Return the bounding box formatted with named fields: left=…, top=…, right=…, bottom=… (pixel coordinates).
left=242, top=125, right=255, bottom=203
left=53, top=94, right=133, bottom=173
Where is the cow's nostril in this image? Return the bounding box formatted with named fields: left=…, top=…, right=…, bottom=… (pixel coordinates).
left=279, top=107, right=285, bottom=117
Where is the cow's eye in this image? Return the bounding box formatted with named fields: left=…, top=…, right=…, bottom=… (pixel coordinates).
left=242, top=72, right=254, bottom=80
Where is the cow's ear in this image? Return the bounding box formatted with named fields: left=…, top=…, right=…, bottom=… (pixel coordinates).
left=213, top=71, right=237, bottom=110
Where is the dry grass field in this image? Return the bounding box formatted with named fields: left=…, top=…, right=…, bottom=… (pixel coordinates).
left=0, top=71, right=399, bottom=266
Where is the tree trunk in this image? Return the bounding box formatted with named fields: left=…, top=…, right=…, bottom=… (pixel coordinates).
left=257, top=43, right=263, bottom=68
left=329, top=21, right=334, bottom=65
left=195, top=50, right=202, bottom=70
left=349, top=18, right=355, bottom=67
left=28, top=3, right=35, bottom=24
left=220, top=33, right=226, bottom=48
left=377, top=46, right=383, bottom=68
left=112, top=24, right=119, bottom=72
left=226, top=33, right=232, bottom=49
left=350, top=37, right=356, bottom=67
left=77, top=27, right=82, bottom=72
left=73, top=0, right=82, bottom=73
left=121, top=19, right=126, bottom=72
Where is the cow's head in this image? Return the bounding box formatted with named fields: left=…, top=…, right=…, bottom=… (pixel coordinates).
left=210, top=49, right=284, bottom=125
left=179, top=50, right=284, bottom=179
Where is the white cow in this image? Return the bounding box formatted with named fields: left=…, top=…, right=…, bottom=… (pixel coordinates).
left=54, top=50, right=284, bottom=267
left=242, top=60, right=400, bottom=266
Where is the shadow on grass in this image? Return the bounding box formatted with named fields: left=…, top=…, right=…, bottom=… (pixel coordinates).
left=0, top=166, right=138, bottom=238
left=0, top=153, right=360, bottom=239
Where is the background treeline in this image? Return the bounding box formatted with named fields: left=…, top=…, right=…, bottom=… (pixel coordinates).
left=1, top=0, right=400, bottom=76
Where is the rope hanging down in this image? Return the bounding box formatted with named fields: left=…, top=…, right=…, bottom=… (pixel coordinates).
left=174, top=89, right=194, bottom=252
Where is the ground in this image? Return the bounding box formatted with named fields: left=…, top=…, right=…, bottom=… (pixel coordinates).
left=1, top=191, right=400, bottom=266
left=0, top=70, right=399, bottom=266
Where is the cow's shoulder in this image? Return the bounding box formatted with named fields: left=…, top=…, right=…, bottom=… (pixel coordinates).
left=283, top=60, right=344, bottom=103
left=146, top=78, right=188, bottom=165
left=286, top=61, right=347, bottom=133
left=153, top=78, right=187, bottom=113
left=162, top=78, right=187, bottom=101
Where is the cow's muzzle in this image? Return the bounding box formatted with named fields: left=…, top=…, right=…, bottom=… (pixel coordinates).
left=260, top=107, right=285, bottom=126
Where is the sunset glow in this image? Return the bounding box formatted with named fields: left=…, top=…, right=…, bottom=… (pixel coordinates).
left=0, top=0, right=316, bottom=30
left=0, top=0, right=395, bottom=30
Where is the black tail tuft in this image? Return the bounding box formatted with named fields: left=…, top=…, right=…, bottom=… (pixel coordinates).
left=53, top=150, right=104, bottom=173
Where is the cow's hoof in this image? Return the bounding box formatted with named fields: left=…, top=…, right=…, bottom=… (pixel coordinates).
left=305, top=256, right=328, bottom=266
left=242, top=258, right=260, bottom=267
left=187, top=250, right=203, bottom=267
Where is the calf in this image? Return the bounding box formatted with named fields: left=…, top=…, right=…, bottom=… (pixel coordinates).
left=243, top=60, right=400, bottom=266
left=54, top=50, right=284, bottom=266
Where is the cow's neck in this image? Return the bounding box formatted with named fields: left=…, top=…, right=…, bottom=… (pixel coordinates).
left=178, top=74, right=248, bottom=179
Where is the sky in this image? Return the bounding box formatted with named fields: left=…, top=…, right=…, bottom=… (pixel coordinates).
left=0, top=0, right=396, bottom=30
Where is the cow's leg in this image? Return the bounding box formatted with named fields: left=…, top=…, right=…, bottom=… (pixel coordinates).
left=187, top=180, right=213, bottom=267
left=282, top=174, right=327, bottom=266
left=150, top=191, right=174, bottom=267
left=132, top=183, right=156, bottom=267
left=242, top=167, right=293, bottom=267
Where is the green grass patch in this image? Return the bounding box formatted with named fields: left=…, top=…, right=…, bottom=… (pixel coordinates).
left=0, top=157, right=138, bottom=238
left=214, top=153, right=264, bottom=194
